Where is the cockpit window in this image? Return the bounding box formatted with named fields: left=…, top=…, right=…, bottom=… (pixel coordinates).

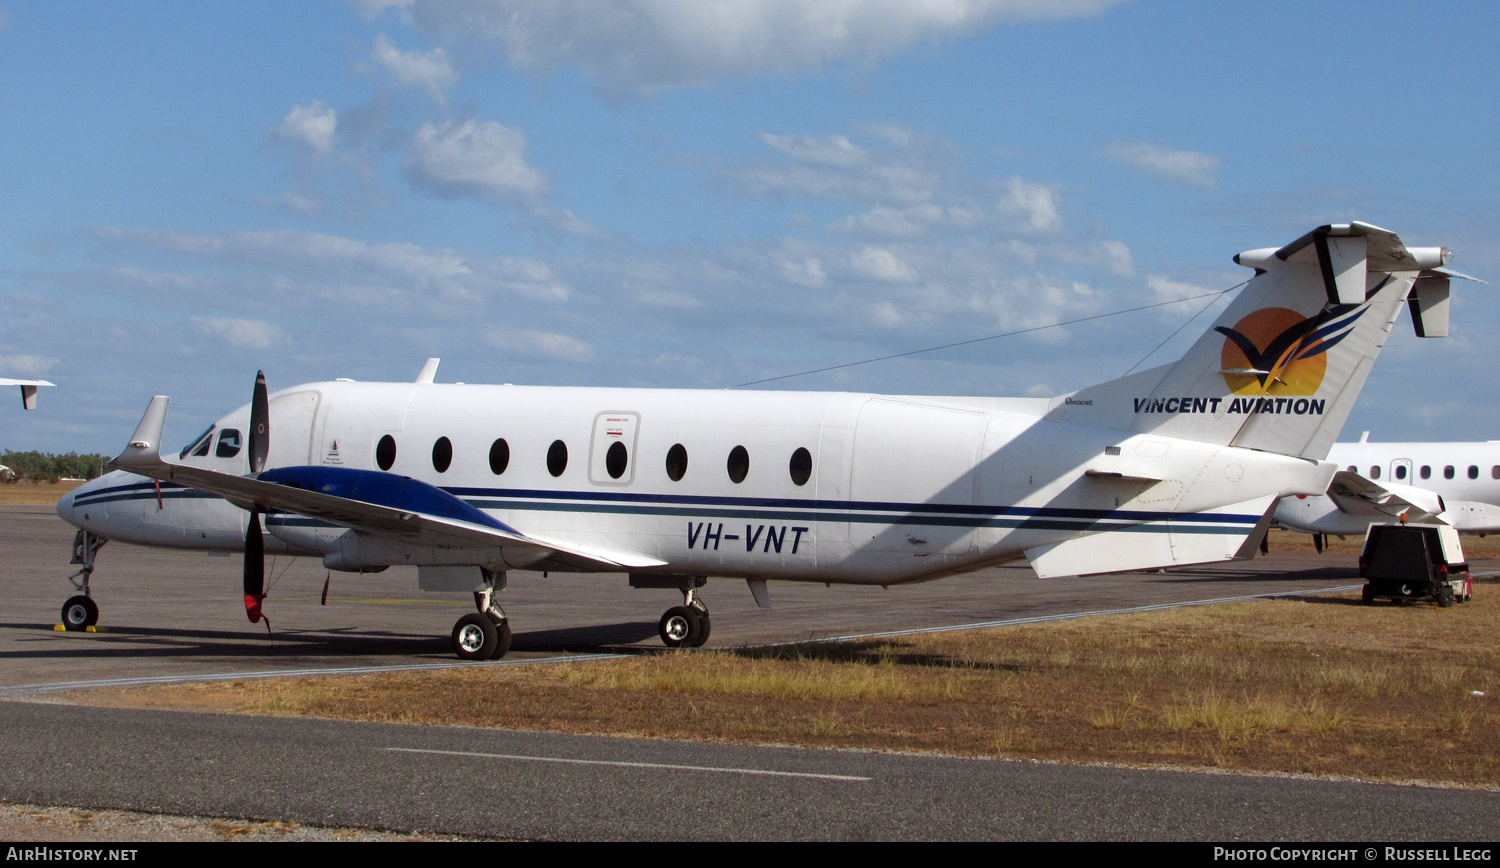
left=216, top=429, right=242, bottom=458
left=180, top=425, right=215, bottom=459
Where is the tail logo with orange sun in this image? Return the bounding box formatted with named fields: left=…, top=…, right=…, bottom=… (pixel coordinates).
left=1216, top=305, right=1365, bottom=396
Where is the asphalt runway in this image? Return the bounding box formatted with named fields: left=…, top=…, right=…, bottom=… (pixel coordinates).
left=0, top=503, right=1375, bottom=690
left=5, top=503, right=1496, bottom=841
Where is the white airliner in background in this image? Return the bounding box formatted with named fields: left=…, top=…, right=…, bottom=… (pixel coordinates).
left=55, top=222, right=1476, bottom=659
left=1275, top=433, right=1500, bottom=539
left=0, top=378, right=52, bottom=410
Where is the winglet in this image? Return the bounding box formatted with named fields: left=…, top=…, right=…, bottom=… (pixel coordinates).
left=415, top=358, right=440, bottom=384
left=115, top=396, right=170, bottom=469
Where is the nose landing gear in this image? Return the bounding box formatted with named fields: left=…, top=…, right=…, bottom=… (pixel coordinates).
left=60, top=530, right=107, bottom=632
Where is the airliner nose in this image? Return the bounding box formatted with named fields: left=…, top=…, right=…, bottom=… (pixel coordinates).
left=55, top=485, right=79, bottom=527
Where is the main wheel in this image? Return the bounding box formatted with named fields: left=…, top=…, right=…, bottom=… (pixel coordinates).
left=452, top=613, right=499, bottom=660
left=489, top=620, right=513, bottom=660
left=689, top=612, right=711, bottom=648
left=659, top=606, right=701, bottom=648
left=61, top=595, right=98, bottom=631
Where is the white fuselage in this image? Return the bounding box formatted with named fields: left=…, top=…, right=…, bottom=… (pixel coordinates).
left=58, top=379, right=1333, bottom=586
left=1275, top=440, right=1500, bottom=535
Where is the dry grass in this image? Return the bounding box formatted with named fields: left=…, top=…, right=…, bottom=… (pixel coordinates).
left=87, top=575, right=1500, bottom=787
left=0, top=480, right=84, bottom=504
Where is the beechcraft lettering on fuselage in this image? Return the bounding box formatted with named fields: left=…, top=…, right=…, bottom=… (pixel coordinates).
left=54, top=221, right=1477, bottom=661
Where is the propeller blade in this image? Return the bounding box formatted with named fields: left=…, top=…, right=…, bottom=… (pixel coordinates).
left=249, top=370, right=269, bottom=475
left=244, top=509, right=266, bottom=624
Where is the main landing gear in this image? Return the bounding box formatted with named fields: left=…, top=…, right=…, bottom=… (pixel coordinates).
left=451, top=569, right=511, bottom=661
left=659, top=586, right=710, bottom=649
left=61, top=530, right=108, bottom=631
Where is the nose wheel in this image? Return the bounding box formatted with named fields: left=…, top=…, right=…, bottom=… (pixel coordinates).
left=61, top=595, right=99, bottom=631
left=60, top=530, right=107, bottom=631
left=659, top=587, right=710, bottom=648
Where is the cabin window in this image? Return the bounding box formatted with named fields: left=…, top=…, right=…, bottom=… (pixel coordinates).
left=665, top=444, right=688, bottom=481
left=376, top=435, right=397, bottom=471
left=1369, top=466, right=1380, bottom=479
left=727, top=445, right=749, bottom=484
left=1346, top=465, right=1356, bottom=472
left=547, top=440, right=568, bottom=477
left=789, top=447, right=812, bottom=486
left=1493, top=465, right=1500, bottom=480
left=1420, top=465, right=1431, bottom=480
left=605, top=441, right=628, bottom=479
left=1394, top=465, right=1407, bottom=480
left=432, top=437, right=453, bottom=473
left=489, top=439, right=510, bottom=475
left=1469, top=465, right=1480, bottom=480
left=215, top=429, right=242, bottom=458
left=1444, top=465, right=1455, bottom=480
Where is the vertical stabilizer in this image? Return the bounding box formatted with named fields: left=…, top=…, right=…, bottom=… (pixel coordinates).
left=1053, top=223, right=1458, bottom=460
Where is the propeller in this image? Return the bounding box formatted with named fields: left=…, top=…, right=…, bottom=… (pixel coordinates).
left=244, top=371, right=270, bottom=631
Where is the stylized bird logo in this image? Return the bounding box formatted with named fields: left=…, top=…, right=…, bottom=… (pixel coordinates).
left=1216, top=305, right=1365, bottom=395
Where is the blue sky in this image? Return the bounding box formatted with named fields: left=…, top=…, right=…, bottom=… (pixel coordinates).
left=3, top=0, right=1498, bottom=454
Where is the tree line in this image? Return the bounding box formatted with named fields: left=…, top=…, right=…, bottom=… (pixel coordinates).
left=0, top=450, right=111, bottom=482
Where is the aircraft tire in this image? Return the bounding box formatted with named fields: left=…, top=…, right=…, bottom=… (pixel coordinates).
left=452, top=613, right=498, bottom=660
left=489, top=621, right=513, bottom=660
left=689, top=613, right=711, bottom=648
left=659, top=606, right=700, bottom=648
left=61, top=595, right=98, bottom=631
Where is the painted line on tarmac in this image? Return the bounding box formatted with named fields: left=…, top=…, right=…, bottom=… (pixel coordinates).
left=0, top=584, right=1362, bottom=695
left=386, top=747, right=871, bottom=782
left=0, top=653, right=629, bottom=696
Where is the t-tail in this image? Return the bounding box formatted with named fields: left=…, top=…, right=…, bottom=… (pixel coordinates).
left=1057, top=222, right=1475, bottom=461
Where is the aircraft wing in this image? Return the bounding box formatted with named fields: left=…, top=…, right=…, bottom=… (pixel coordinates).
left=111, top=396, right=664, bottom=572
left=1324, top=470, right=1446, bottom=522
left=0, top=378, right=54, bottom=410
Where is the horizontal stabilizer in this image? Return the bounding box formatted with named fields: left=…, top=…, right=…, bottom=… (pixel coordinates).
left=1325, top=471, right=1445, bottom=522
left=0, top=378, right=55, bottom=410
left=1024, top=496, right=1276, bottom=578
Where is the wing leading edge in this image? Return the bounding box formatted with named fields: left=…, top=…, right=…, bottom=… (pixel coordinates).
left=111, top=395, right=665, bottom=572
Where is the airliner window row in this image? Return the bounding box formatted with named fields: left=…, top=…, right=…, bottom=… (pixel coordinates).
left=371, top=434, right=816, bottom=486
left=1354, top=464, right=1499, bottom=481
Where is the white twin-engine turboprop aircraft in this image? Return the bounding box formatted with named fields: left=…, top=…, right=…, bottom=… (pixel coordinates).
left=56, top=222, right=1473, bottom=660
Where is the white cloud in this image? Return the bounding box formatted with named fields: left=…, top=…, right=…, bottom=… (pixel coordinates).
left=996, top=177, right=1059, bottom=233
left=409, top=0, right=1123, bottom=94
left=1099, top=141, right=1219, bottom=189
left=403, top=119, right=547, bottom=204
left=779, top=256, right=827, bottom=288
left=190, top=317, right=284, bottom=350
left=760, top=133, right=867, bottom=168
left=849, top=246, right=917, bottom=283
left=277, top=102, right=337, bottom=153
left=487, top=329, right=596, bottom=363
left=0, top=354, right=58, bottom=376
left=373, top=33, right=457, bottom=101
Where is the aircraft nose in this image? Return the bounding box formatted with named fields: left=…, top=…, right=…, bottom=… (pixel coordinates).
left=56, top=471, right=122, bottom=532
left=55, top=485, right=79, bottom=526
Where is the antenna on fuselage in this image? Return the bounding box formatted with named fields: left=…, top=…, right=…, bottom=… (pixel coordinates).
left=415, top=358, right=440, bottom=384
